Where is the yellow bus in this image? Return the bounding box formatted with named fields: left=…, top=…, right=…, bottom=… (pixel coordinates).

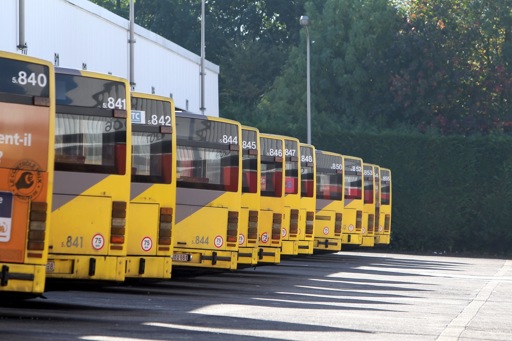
left=342, top=155, right=364, bottom=246
left=0, top=51, right=55, bottom=295
left=257, top=133, right=284, bottom=264
left=361, top=163, right=376, bottom=247
left=372, top=164, right=381, bottom=246
left=46, top=68, right=131, bottom=281
left=375, top=167, right=392, bottom=244
left=314, top=150, right=343, bottom=252
left=297, top=143, right=316, bottom=254
left=125, top=92, right=176, bottom=278
left=172, top=111, right=241, bottom=270
left=236, top=126, right=260, bottom=265
left=280, top=136, right=301, bottom=256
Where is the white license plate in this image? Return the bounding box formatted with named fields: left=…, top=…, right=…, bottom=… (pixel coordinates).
left=172, top=254, right=192, bottom=262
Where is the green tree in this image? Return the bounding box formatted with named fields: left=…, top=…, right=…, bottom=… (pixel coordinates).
left=257, top=0, right=401, bottom=140
left=389, top=0, right=512, bottom=135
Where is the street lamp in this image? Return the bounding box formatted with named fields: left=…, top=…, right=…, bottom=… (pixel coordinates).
left=300, top=15, right=311, bottom=145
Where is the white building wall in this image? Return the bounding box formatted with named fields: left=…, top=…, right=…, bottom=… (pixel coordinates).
left=0, top=0, right=219, bottom=116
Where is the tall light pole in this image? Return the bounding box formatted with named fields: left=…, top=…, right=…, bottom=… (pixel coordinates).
left=300, top=15, right=311, bottom=145
left=200, top=0, right=206, bottom=114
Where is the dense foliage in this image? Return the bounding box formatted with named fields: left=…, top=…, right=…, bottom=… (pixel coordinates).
left=321, top=131, right=512, bottom=257
left=91, top=0, right=512, bottom=256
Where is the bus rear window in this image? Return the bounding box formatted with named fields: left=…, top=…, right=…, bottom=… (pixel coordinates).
left=364, top=165, right=374, bottom=204
left=260, top=137, right=283, bottom=197
left=132, top=133, right=172, bottom=184
left=176, top=145, right=239, bottom=192
left=54, top=113, right=127, bottom=174
left=260, top=159, right=283, bottom=198
left=316, top=153, right=342, bottom=200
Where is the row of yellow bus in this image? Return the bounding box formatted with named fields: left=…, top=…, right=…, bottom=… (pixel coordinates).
left=0, top=51, right=391, bottom=296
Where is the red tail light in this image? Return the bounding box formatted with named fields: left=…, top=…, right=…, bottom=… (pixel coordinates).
left=27, top=202, right=47, bottom=253
left=159, top=207, right=173, bottom=246
left=334, top=213, right=342, bottom=236
left=356, top=211, right=362, bottom=231
left=111, top=201, right=126, bottom=245
left=227, top=211, right=238, bottom=242
left=306, top=211, right=314, bottom=235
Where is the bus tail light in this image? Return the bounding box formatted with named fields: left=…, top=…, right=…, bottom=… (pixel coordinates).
left=368, top=214, right=374, bottom=234
left=227, top=211, right=238, bottom=242
left=111, top=201, right=126, bottom=245
left=271, top=213, right=282, bottom=242
left=384, top=215, right=391, bottom=232
left=306, top=211, right=315, bottom=236
left=159, top=207, right=173, bottom=246
left=247, top=210, right=258, bottom=241
left=374, top=208, right=380, bottom=233
left=334, top=213, right=342, bottom=236
left=289, top=209, right=299, bottom=235
left=356, top=211, right=362, bottom=232
left=27, top=202, right=47, bottom=253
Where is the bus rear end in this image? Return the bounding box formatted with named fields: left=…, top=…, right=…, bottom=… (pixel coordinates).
left=361, top=163, right=376, bottom=247
left=126, top=93, right=176, bottom=278
left=314, top=151, right=343, bottom=252
left=237, top=126, right=260, bottom=266
left=47, top=68, right=131, bottom=282
left=372, top=165, right=381, bottom=245
left=258, top=134, right=284, bottom=264
left=172, top=112, right=241, bottom=270
left=298, top=143, right=316, bottom=254
left=376, top=168, right=392, bottom=244
left=280, top=136, right=301, bottom=256
left=0, top=51, right=54, bottom=295
left=342, top=155, right=364, bottom=246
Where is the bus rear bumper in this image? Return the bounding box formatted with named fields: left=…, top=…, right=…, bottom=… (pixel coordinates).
left=46, top=255, right=126, bottom=281
left=0, top=263, right=45, bottom=294
left=361, top=236, right=375, bottom=247
left=125, top=256, right=172, bottom=279
left=172, top=248, right=238, bottom=270
left=281, top=240, right=299, bottom=255
left=257, top=247, right=281, bottom=264
left=374, top=234, right=391, bottom=244
left=342, top=233, right=363, bottom=245
left=314, top=238, right=342, bottom=252
left=297, top=240, right=315, bottom=254
left=237, top=246, right=259, bottom=265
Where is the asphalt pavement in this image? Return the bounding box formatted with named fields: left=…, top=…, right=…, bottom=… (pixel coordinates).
left=1, top=251, right=511, bottom=340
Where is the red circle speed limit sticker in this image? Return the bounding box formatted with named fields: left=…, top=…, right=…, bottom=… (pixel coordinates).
left=92, top=233, right=105, bottom=250
left=141, top=236, right=153, bottom=252
left=214, top=235, right=224, bottom=248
